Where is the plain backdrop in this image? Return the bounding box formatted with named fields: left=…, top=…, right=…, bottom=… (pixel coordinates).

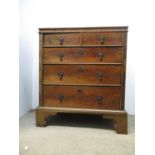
left=19, top=0, right=135, bottom=117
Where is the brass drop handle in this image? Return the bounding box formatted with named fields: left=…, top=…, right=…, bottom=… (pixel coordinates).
left=59, top=52, right=64, bottom=61
left=59, top=37, right=64, bottom=45
left=58, top=72, right=64, bottom=80
left=97, top=72, right=103, bottom=80
left=58, top=94, right=64, bottom=103
left=98, top=52, right=104, bottom=61
left=97, top=96, right=103, bottom=104
left=99, top=35, right=104, bottom=45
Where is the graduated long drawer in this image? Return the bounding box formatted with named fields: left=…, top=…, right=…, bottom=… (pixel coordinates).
left=43, top=47, right=123, bottom=64
left=43, top=65, right=122, bottom=85
left=43, top=85, right=121, bottom=110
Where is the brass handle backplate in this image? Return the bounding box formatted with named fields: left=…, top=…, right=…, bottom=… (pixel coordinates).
left=58, top=72, right=64, bottom=80
left=59, top=37, right=64, bottom=45
left=99, top=35, right=104, bottom=45
left=58, top=94, right=64, bottom=103
left=97, top=96, right=103, bottom=104
left=97, top=72, right=103, bottom=80
left=59, top=52, right=64, bottom=61
left=98, top=51, right=104, bottom=61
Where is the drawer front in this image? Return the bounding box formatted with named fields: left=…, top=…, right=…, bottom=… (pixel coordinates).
left=43, top=33, right=81, bottom=46
left=43, top=65, right=121, bottom=85
left=83, top=32, right=124, bottom=45
left=43, top=47, right=123, bottom=64
left=43, top=86, right=121, bottom=110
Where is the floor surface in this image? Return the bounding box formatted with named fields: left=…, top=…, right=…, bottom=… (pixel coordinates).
left=19, top=111, right=135, bottom=155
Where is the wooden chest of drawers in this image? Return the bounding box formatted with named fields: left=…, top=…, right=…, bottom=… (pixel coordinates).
left=36, top=27, right=128, bottom=134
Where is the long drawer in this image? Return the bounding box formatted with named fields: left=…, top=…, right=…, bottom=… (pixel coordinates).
left=43, top=85, right=121, bottom=110
left=43, top=47, right=123, bottom=64
left=43, top=65, right=122, bottom=85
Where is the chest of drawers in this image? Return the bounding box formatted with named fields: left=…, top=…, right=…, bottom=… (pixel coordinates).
left=36, top=27, right=128, bottom=134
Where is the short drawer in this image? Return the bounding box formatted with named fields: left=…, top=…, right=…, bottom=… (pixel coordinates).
left=43, top=47, right=123, bottom=64
left=82, top=32, right=124, bottom=45
left=43, top=65, right=121, bottom=85
left=43, top=33, right=81, bottom=46
left=43, top=85, right=121, bottom=110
